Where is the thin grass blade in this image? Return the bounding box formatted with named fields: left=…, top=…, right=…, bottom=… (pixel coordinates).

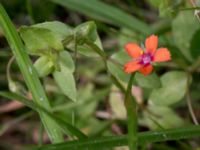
left=36, top=125, right=200, bottom=150
left=0, top=4, right=64, bottom=142
left=0, top=91, right=87, bottom=139
left=50, top=0, right=152, bottom=34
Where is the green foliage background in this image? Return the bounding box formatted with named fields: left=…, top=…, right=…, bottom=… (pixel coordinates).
left=0, top=0, right=200, bottom=150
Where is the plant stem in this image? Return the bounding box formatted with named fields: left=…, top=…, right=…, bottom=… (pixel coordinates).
left=84, top=38, right=139, bottom=149
left=124, top=74, right=138, bottom=150
left=186, top=92, right=199, bottom=125
left=186, top=73, right=199, bottom=125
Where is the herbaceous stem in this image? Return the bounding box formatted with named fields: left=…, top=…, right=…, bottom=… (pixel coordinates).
left=125, top=74, right=138, bottom=150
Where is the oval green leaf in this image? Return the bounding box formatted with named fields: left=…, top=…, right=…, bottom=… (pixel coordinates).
left=150, top=71, right=187, bottom=106
left=135, top=72, right=161, bottom=89
left=53, top=63, right=76, bottom=102
left=19, top=26, right=64, bottom=55
left=172, top=11, right=199, bottom=61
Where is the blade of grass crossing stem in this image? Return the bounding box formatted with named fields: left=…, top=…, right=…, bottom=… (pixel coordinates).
left=36, top=126, right=200, bottom=150
left=49, top=0, right=152, bottom=34
left=0, top=4, right=64, bottom=143
left=125, top=74, right=138, bottom=150
left=0, top=91, right=87, bottom=139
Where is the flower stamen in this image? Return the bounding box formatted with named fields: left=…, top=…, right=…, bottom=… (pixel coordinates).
left=140, top=53, right=152, bottom=65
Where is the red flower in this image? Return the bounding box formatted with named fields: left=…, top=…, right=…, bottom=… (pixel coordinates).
left=124, top=35, right=171, bottom=76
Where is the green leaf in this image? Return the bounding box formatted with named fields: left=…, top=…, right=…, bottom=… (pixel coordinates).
left=76, top=84, right=98, bottom=118
left=33, top=21, right=72, bottom=39
left=135, top=72, right=161, bottom=89
left=150, top=71, right=187, bottom=106
left=50, top=0, right=152, bottom=34
left=76, top=45, right=100, bottom=57
left=74, top=21, right=103, bottom=56
left=75, top=21, right=97, bottom=42
left=172, top=11, right=200, bottom=61
left=76, top=35, right=103, bottom=57
left=190, top=29, right=200, bottom=59
left=142, top=104, right=184, bottom=129
left=58, top=51, right=75, bottom=72
left=53, top=62, right=76, bottom=102
left=34, top=56, right=54, bottom=77
left=64, top=21, right=103, bottom=57
left=19, top=26, right=64, bottom=55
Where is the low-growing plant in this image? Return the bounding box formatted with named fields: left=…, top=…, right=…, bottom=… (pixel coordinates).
left=0, top=0, right=200, bottom=150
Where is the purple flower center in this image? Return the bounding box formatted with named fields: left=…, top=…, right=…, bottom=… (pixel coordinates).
left=140, top=53, right=152, bottom=65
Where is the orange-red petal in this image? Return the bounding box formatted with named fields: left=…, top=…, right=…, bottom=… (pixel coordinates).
left=153, top=48, right=171, bottom=62
left=139, top=65, right=153, bottom=76
left=145, top=35, right=158, bottom=55
left=125, top=43, right=143, bottom=58
left=124, top=61, right=142, bottom=74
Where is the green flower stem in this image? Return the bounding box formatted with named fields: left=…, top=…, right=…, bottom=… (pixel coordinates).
left=84, top=39, right=138, bottom=150
left=125, top=74, right=138, bottom=150
left=0, top=3, right=64, bottom=143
